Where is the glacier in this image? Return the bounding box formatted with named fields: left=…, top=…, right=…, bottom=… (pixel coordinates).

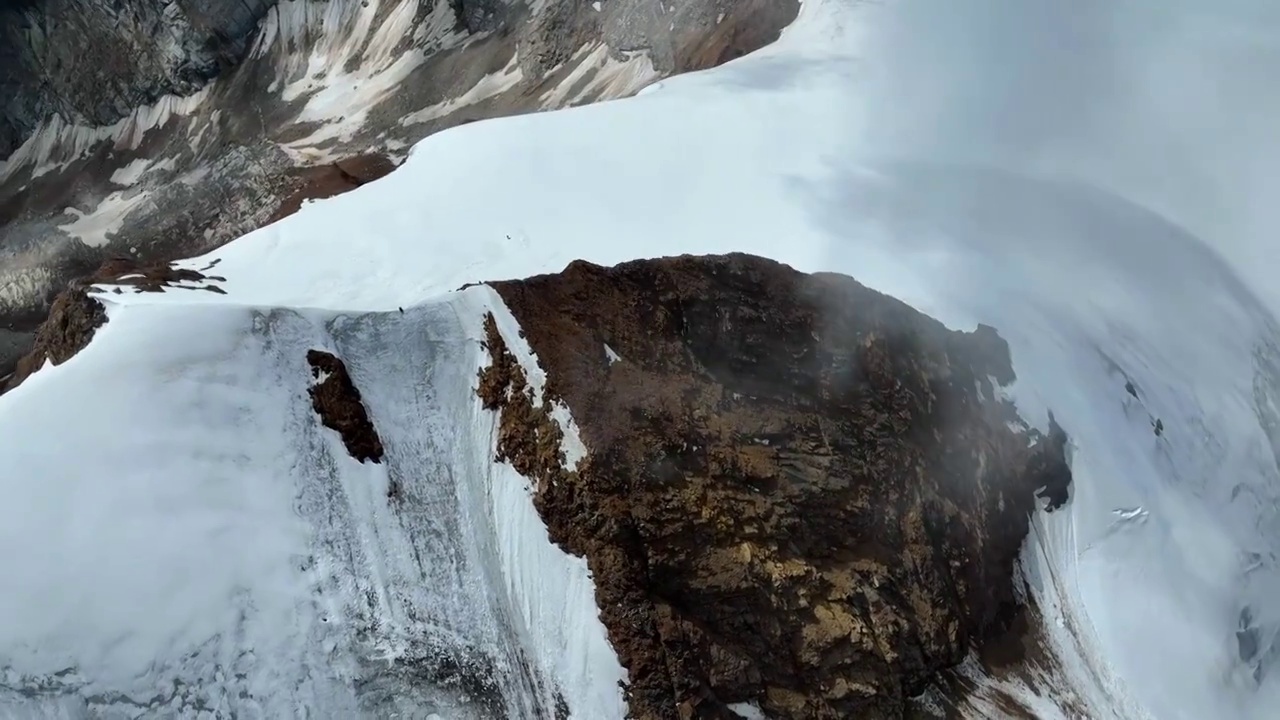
left=3, top=0, right=1280, bottom=717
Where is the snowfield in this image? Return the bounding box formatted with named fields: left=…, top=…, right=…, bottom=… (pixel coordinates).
left=3, top=0, right=1280, bottom=718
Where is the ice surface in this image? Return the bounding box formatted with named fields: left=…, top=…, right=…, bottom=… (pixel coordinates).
left=0, top=292, right=624, bottom=717
left=4, top=0, right=1280, bottom=717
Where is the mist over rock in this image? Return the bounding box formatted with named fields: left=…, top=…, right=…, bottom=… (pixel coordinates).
left=479, top=253, right=1073, bottom=719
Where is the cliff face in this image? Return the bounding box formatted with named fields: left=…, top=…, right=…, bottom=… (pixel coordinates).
left=478, top=253, right=1072, bottom=719
left=0, top=0, right=275, bottom=157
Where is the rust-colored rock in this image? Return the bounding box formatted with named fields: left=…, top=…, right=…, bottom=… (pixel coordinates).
left=83, top=256, right=227, bottom=294
left=675, top=0, right=801, bottom=71
left=1, top=254, right=231, bottom=394
left=306, top=349, right=385, bottom=464
left=2, top=288, right=107, bottom=394
left=478, top=253, right=1072, bottom=720
left=268, top=153, right=398, bottom=225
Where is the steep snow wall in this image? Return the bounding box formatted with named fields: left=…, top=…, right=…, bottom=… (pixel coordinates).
left=3, top=0, right=1278, bottom=717
left=0, top=289, right=625, bottom=717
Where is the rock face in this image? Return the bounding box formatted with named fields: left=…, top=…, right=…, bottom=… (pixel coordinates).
left=0, top=0, right=274, bottom=157
left=1, top=255, right=226, bottom=393
left=0, top=0, right=800, bottom=159
left=268, top=153, right=399, bottom=225
left=0, top=0, right=798, bottom=384
left=478, top=253, right=1071, bottom=719
left=306, top=349, right=385, bottom=464
left=2, top=284, right=104, bottom=393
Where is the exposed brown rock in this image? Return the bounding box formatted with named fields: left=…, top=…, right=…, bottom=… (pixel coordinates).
left=306, top=349, right=385, bottom=464
left=2, top=287, right=107, bottom=394
left=82, top=256, right=226, bottom=294
left=267, top=153, right=398, bottom=225
left=902, top=589, right=1093, bottom=719
left=0, top=254, right=229, bottom=383
left=675, top=0, right=801, bottom=71
left=477, top=253, right=1072, bottom=720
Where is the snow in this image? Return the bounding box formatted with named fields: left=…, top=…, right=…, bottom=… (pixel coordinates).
left=5, top=0, right=1280, bottom=717
left=0, top=291, right=624, bottom=716
left=455, top=288, right=626, bottom=714
left=275, top=0, right=454, bottom=158
left=0, top=304, right=322, bottom=708
left=539, top=44, right=658, bottom=108
left=728, top=701, right=766, bottom=719
left=58, top=189, right=152, bottom=248
left=400, top=53, right=525, bottom=127
left=108, top=158, right=152, bottom=186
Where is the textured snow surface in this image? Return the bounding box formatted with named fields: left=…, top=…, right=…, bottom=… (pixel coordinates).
left=4, top=0, right=1280, bottom=717
left=0, top=291, right=625, bottom=718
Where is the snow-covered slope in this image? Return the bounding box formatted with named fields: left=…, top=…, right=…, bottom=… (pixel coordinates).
left=3, top=0, right=1280, bottom=717
left=0, top=290, right=626, bottom=717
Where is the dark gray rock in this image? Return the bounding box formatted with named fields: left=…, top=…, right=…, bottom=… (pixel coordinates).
left=0, top=0, right=275, bottom=157
left=0, top=0, right=799, bottom=381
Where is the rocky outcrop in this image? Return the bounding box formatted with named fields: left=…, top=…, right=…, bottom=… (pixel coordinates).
left=2, top=284, right=105, bottom=393
left=306, top=349, right=385, bottom=464
left=267, top=153, right=399, bottom=225
left=0, top=0, right=274, bottom=157
left=0, top=0, right=799, bottom=388
left=84, top=256, right=226, bottom=294
left=477, top=253, right=1071, bottom=719
left=0, top=255, right=227, bottom=393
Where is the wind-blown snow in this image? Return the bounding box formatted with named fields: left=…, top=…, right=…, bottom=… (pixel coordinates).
left=0, top=290, right=624, bottom=717
left=3, top=0, right=1280, bottom=717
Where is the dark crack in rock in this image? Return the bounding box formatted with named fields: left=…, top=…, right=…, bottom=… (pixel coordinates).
left=477, top=252, right=1072, bottom=720
left=306, top=349, right=385, bottom=464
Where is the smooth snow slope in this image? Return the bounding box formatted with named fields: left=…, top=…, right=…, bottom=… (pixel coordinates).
left=3, top=0, right=1280, bottom=718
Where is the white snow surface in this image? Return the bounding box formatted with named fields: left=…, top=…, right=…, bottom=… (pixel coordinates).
left=58, top=190, right=153, bottom=248
left=401, top=54, right=526, bottom=127
left=4, top=0, right=1280, bottom=718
